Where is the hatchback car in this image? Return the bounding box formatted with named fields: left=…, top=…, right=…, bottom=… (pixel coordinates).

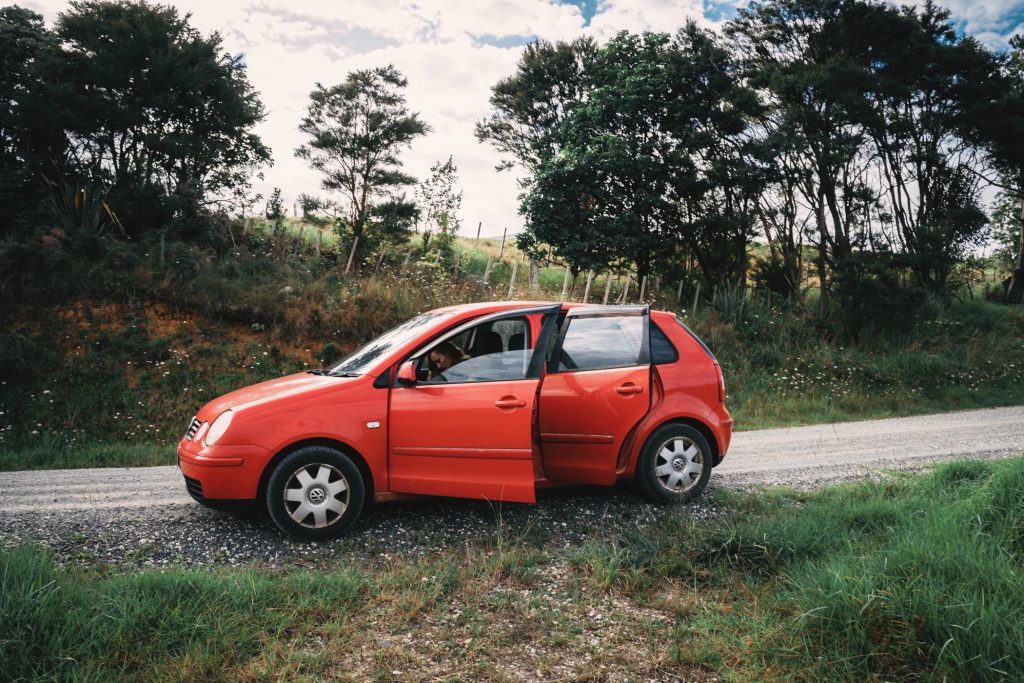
left=178, top=302, right=732, bottom=539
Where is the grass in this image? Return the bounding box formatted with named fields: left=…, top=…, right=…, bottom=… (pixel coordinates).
left=4, top=457, right=1022, bottom=681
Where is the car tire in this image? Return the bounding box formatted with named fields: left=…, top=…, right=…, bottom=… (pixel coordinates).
left=635, top=424, right=712, bottom=504
left=265, top=446, right=365, bottom=540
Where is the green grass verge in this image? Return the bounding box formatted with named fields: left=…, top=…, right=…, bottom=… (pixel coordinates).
left=4, top=458, right=1022, bottom=681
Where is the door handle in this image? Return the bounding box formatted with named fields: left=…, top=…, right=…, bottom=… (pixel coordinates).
left=494, top=398, right=527, bottom=408
left=616, top=383, right=643, bottom=395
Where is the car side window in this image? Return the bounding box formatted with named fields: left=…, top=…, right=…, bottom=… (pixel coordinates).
left=650, top=322, right=678, bottom=364
left=556, top=315, right=644, bottom=372
left=419, top=316, right=532, bottom=383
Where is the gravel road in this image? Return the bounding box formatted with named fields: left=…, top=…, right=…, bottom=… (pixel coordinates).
left=1, top=406, right=1021, bottom=568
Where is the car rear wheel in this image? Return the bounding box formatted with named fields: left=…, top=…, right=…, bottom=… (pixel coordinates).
left=266, top=446, right=365, bottom=540
left=636, top=424, right=712, bottom=504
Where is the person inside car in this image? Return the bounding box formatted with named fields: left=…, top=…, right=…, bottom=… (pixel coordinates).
left=427, top=341, right=470, bottom=380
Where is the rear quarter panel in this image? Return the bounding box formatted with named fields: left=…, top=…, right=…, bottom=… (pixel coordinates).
left=618, top=313, right=732, bottom=476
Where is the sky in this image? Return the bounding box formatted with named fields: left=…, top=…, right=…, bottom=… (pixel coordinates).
left=20, top=0, right=1024, bottom=238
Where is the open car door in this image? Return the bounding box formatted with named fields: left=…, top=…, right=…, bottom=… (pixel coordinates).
left=538, top=305, right=651, bottom=485
left=387, top=305, right=560, bottom=502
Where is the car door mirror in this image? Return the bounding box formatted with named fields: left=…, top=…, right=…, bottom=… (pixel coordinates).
left=396, top=360, right=417, bottom=386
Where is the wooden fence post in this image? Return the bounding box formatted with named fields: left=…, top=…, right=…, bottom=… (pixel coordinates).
left=375, top=249, right=386, bottom=272
left=498, top=227, right=508, bottom=260
left=402, top=250, right=411, bottom=272
left=619, top=275, right=632, bottom=304
left=582, top=270, right=594, bottom=302
left=676, top=279, right=684, bottom=305
left=507, top=259, right=519, bottom=299
left=603, top=273, right=612, bottom=304
left=475, top=221, right=482, bottom=246
left=559, top=265, right=571, bottom=301
left=452, top=251, right=461, bottom=282
left=639, top=276, right=647, bottom=303
left=344, top=236, right=359, bottom=274
left=691, top=281, right=701, bottom=320
left=483, top=255, right=493, bottom=281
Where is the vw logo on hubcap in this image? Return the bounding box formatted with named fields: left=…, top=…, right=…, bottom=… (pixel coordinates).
left=308, top=487, right=326, bottom=504
left=672, top=458, right=685, bottom=471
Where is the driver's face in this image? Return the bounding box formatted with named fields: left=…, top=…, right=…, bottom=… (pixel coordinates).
left=430, top=351, right=452, bottom=369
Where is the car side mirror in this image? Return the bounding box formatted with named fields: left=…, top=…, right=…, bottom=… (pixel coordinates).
left=396, top=360, right=417, bottom=386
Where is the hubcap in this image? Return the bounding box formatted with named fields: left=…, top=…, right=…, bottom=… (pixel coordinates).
left=654, top=436, right=702, bottom=494
left=283, top=463, right=349, bottom=528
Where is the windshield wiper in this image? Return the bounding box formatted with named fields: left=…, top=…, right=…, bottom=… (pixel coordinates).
left=327, top=371, right=361, bottom=377
left=306, top=369, right=328, bottom=375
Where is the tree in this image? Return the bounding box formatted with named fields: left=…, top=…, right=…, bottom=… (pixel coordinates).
left=965, top=35, right=1024, bottom=303
left=43, top=0, right=270, bottom=235
left=859, top=1, right=994, bottom=295
left=265, top=187, right=285, bottom=258
left=0, top=6, right=58, bottom=233
left=727, top=0, right=878, bottom=318
left=295, top=66, right=429, bottom=266
left=475, top=37, right=596, bottom=173
left=517, top=26, right=763, bottom=282
left=416, top=156, right=462, bottom=258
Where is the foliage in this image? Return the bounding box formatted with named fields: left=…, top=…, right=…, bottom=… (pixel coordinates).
left=416, top=156, right=463, bottom=261
left=40, top=0, right=270, bottom=236
left=295, top=65, right=428, bottom=266
left=513, top=25, right=764, bottom=281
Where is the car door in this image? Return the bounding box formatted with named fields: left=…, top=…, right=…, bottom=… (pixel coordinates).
left=388, top=306, right=560, bottom=502
left=538, top=306, right=651, bottom=485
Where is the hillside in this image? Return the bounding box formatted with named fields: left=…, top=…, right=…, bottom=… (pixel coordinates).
left=2, top=229, right=1022, bottom=471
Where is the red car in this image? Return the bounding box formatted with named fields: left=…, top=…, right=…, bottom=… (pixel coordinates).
left=178, top=302, right=732, bottom=539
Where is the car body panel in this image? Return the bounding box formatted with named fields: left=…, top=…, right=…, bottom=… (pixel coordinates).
left=388, top=378, right=540, bottom=502
left=539, top=365, right=651, bottom=485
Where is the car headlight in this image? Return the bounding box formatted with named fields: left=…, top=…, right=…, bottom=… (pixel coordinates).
left=204, top=410, right=233, bottom=446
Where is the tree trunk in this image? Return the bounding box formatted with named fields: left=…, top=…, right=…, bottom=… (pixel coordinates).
left=815, top=189, right=830, bottom=319
left=1007, top=196, right=1024, bottom=304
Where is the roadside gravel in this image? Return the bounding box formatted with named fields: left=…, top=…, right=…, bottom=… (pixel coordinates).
left=1, top=406, right=1020, bottom=569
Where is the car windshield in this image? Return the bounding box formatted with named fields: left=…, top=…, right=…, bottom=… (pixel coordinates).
left=329, top=311, right=452, bottom=376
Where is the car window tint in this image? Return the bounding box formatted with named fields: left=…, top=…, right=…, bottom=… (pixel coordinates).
left=650, top=322, right=678, bottom=364
left=557, top=315, right=643, bottom=372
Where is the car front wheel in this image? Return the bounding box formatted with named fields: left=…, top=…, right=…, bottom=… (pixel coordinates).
left=265, top=446, right=365, bottom=540
left=636, top=424, right=712, bottom=504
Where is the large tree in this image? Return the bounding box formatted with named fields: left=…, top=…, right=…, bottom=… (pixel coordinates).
left=0, top=6, right=58, bottom=233
left=43, top=0, right=270, bottom=234
left=517, top=26, right=763, bottom=282
left=859, top=1, right=994, bottom=294
left=727, top=0, right=879, bottom=318
left=966, top=35, right=1024, bottom=303
left=296, top=66, right=429, bottom=265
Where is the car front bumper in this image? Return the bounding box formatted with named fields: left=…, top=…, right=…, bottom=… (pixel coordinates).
left=177, top=438, right=272, bottom=500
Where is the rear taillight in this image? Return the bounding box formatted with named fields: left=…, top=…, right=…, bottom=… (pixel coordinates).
left=714, top=363, right=725, bottom=402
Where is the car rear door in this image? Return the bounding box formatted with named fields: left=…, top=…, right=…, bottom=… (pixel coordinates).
left=538, top=306, right=651, bottom=485
left=387, top=306, right=560, bottom=502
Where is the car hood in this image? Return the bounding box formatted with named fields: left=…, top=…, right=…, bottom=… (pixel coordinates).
left=197, top=372, right=359, bottom=420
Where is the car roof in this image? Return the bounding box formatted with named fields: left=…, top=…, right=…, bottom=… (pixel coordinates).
left=428, top=300, right=670, bottom=317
